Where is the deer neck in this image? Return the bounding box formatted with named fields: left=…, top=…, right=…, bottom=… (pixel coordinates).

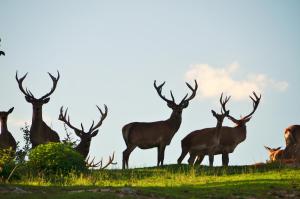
left=32, top=107, right=43, bottom=123
left=167, top=111, right=182, bottom=133
left=75, top=138, right=91, bottom=158
left=233, top=125, right=247, bottom=142
left=0, top=119, right=8, bottom=133
left=215, top=120, right=223, bottom=138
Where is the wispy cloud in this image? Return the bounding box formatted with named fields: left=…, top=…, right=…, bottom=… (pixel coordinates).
left=185, top=62, right=288, bottom=100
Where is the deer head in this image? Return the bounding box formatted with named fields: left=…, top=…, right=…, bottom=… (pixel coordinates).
left=211, top=93, right=230, bottom=126
left=59, top=105, right=108, bottom=158
left=15, top=71, right=60, bottom=117
left=264, top=146, right=283, bottom=161
left=0, top=107, right=14, bottom=127
left=153, top=80, right=198, bottom=116
left=221, top=91, right=261, bottom=127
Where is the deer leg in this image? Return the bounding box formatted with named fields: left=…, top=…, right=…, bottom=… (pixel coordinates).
left=209, top=155, right=214, bottom=167
left=195, top=154, right=205, bottom=165
left=188, top=152, right=197, bottom=165
left=157, top=145, right=166, bottom=167
left=177, top=147, right=189, bottom=164
left=122, top=145, right=136, bottom=169
left=222, top=153, right=229, bottom=166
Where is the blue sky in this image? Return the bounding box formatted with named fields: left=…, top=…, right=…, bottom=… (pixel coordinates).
left=1, top=0, right=300, bottom=168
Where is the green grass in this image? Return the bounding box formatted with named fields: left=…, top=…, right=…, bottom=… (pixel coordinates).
left=1, top=164, right=300, bottom=198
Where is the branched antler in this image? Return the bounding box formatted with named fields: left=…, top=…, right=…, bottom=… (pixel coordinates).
left=86, top=152, right=117, bottom=169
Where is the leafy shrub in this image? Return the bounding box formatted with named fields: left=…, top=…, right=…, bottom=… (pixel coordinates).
left=0, top=148, right=16, bottom=180
left=15, top=123, right=31, bottom=164
left=28, top=142, right=86, bottom=175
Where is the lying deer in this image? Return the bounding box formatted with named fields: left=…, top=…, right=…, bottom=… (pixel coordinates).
left=16, top=71, right=60, bottom=147
left=177, top=94, right=230, bottom=165
left=0, top=107, right=16, bottom=151
left=264, top=145, right=300, bottom=164
left=59, top=105, right=108, bottom=159
left=122, top=80, right=198, bottom=169
left=284, top=125, right=300, bottom=147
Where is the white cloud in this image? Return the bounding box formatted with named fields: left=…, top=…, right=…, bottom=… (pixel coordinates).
left=185, top=62, right=288, bottom=100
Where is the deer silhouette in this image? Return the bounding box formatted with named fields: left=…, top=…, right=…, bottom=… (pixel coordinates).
left=59, top=105, right=108, bottom=158
left=122, top=80, right=198, bottom=169
left=16, top=71, right=60, bottom=147
left=0, top=107, right=16, bottom=151
left=177, top=93, right=230, bottom=165
left=205, top=92, right=261, bottom=166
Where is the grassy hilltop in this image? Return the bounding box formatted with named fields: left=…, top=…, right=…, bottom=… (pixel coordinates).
left=1, top=163, right=300, bottom=199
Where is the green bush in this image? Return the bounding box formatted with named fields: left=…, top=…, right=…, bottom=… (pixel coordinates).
left=28, top=142, right=86, bottom=175
left=0, top=148, right=16, bottom=180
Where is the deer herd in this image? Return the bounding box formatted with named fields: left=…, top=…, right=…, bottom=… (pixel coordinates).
left=0, top=70, right=300, bottom=169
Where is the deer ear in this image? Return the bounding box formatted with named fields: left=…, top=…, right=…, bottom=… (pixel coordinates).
left=91, top=130, right=99, bottom=137
left=8, top=107, right=14, bottom=114
left=243, top=117, right=252, bottom=123
left=43, top=98, right=50, bottom=104
left=264, top=146, right=272, bottom=152
left=167, top=103, right=174, bottom=109
left=275, top=147, right=281, bottom=151
left=25, top=96, right=33, bottom=103
left=181, top=101, right=189, bottom=108
left=211, top=110, right=217, bottom=117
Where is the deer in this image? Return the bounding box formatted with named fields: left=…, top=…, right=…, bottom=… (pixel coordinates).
left=202, top=92, right=261, bottom=166
left=58, top=105, right=108, bottom=159
left=0, top=107, right=17, bottom=152
left=177, top=93, right=230, bottom=166
left=264, top=145, right=300, bottom=165
left=284, top=125, right=300, bottom=147
left=122, top=80, right=198, bottom=169
left=15, top=71, right=60, bottom=148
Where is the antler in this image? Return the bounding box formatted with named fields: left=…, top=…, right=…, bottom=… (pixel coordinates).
left=40, top=71, right=60, bottom=100
left=88, top=105, right=108, bottom=133
left=58, top=106, right=82, bottom=136
left=15, top=71, right=35, bottom=99
left=86, top=152, right=117, bottom=169
left=243, top=91, right=261, bottom=120
left=154, top=80, right=175, bottom=104
left=179, top=80, right=198, bottom=105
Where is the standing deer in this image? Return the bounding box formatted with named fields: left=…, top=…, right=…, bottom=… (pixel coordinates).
left=122, top=80, right=198, bottom=169
left=58, top=105, right=108, bottom=158
left=205, top=92, right=261, bottom=166
left=177, top=94, right=230, bottom=166
left=15, top=71, right=60, bottom=147
left=0, top=107, right=17, bottom=151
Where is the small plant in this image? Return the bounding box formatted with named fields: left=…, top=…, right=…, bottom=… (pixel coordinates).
left=28, top=142, right=86, bottom=175
left=15, top=123, right=31, bottom=163
left=0, top=148, right=16, bottom=181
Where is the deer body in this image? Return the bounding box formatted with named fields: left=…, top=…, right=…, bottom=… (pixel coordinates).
left=16, top=71, right=60, bottom=148
left=284, top=125, right=300, bottom=147
left=123, top=114, right=181, bottom=150
left=122, top=80, right=197, bottom=169
left=212, top=125, right=247, bottom=154
left=0, top=108, right=16, bottom=151
left=30, top=107, right=60, bottom=147
left=177, top=94, right=230, bottom=165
